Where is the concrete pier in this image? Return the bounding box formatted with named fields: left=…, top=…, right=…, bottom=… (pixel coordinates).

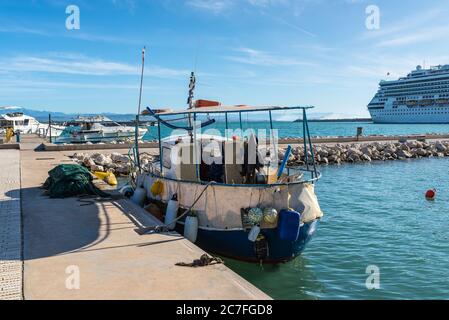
left=0, top=149, right=22, bottom=300
left=1, top=135, right=270, bottom=300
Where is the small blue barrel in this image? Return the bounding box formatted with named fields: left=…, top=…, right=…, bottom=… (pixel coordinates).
left=278, top=209, right=302, bottom=241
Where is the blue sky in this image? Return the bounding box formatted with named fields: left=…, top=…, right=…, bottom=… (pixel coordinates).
left=1, top=0, right=449, bottom=118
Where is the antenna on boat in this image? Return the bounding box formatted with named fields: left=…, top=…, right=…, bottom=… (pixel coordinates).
left=134, top=46, right=146, bottom=172
left=137, top=46, right=146, bottom=118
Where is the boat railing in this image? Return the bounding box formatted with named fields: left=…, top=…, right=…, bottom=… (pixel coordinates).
left=133, top=105, right=320, bottom=186
left=142, top=159, right=320, bottom=187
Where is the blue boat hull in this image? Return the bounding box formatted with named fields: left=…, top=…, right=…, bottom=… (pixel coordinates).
left=176, top=220, right=319, bottom=263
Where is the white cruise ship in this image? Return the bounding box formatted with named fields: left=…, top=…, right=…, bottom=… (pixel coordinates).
left=368, top=65, right=449, bottom=123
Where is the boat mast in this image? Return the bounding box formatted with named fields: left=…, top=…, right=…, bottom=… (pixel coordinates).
left=187, top=71, right=196, bottom=121
left=135, top=46, right=146, bottom=172
left=187, top=71, right=196, bottom=140
left=137, top=46, right=146, bottom=118
left=187, top=71, right=200, bottom=179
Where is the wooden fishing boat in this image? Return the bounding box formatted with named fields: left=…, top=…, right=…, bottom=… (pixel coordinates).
left=134, top=104, right=323, bottom=263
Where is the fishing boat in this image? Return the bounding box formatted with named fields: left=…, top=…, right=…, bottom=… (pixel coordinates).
left=55, top=115, right=147, bottom=144
left=134, top=103, right=323, bottom=263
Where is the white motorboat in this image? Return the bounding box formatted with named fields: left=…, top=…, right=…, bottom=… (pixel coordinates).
left=55, top=115, right=147, bottom=144
left=0, top=112, right=41, bottom=134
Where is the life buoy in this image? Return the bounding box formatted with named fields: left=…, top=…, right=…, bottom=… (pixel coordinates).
left=151, top=180, right=164, bottom=197
left=425, top=189, right=436, bottom=200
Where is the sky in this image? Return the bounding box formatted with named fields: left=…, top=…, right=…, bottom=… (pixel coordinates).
left=1, top=0, right=449, bottom=118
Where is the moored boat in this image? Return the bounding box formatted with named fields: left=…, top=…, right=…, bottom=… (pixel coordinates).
left=135, top=104, right=323, bottom=263
left=55, top=115, right=147, bottom=144
left=0, top=112, right=40, bottom=134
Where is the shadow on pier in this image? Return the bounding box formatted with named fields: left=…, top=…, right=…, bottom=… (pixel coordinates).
left=6, top=186, right=182, bottom=261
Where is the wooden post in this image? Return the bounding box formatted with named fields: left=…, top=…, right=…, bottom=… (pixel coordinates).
left=48, top=114, right=52, bottom=143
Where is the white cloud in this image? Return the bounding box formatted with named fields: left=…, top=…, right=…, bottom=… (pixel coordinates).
left=0, top=79, right=160, bottom=91
left=0, top=53, right=189, bottom=78
left=225, top=47, right=316, bottom=67
left=360, top=8, right=449, bottom=48
left=376, top=25, right=449, bottom=48
left=186, top=0, right=296, bottom=14
left=186, top=0, right=232, bottom=13
left=362, top=8, right=443, bottom=40
left=0, top=25, right=49, bottom=36
left=247, top=0, right=290, bottom=7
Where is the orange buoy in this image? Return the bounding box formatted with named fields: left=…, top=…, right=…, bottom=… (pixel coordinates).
left=425, top=189, right=436, bottom=200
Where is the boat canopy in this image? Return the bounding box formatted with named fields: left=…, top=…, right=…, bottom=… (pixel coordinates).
left=138, top=104, right=319, bottom=184
left=143, top=105, right=314, bottom=117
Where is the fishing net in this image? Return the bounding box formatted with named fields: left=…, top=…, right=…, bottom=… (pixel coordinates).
left=43, top=164, right=109, bottom=199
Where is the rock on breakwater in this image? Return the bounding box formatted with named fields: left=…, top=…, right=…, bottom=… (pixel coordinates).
left=281, top=140, right=449, bottom=166
left=71, top=152, right=156, bottom=174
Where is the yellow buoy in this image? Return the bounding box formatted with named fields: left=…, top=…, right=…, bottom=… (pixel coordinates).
left=151, top=179, right=164, bottom=196
left=93, top=171, right=109, bottom=180
left=5, top=127, right=14, bottom=143
left=105, top=173, right=118, bottom=186
left=93, top=171, right=118, bottom=186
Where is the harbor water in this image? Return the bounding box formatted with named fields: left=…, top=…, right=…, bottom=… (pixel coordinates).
left=225, top=157, right=449, bottom=300
left=143, top=121, right=449, bottom=141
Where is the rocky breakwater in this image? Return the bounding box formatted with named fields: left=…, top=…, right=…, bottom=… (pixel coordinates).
left=281, top=140, right=449, bottom=166
left=71, top=152, right=155, bottom=174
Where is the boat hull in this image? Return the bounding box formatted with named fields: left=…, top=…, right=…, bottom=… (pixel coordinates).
left=176, top=220, right=319, bottom=263
left=369, top=104, right=449, bottom=124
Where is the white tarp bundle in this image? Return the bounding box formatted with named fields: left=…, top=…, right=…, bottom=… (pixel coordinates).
left=299, top=184, right=324, bottom=223
left=137, top=174, right=321, bottom=230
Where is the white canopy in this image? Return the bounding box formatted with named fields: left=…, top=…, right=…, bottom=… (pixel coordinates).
left=143, top=105, right=314, bottom=117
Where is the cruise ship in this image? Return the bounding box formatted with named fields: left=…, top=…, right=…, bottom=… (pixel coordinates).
left=368, top=65, right=449, bottom=123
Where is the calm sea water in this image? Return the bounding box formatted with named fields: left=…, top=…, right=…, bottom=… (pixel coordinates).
left=143, top=121, right=449, bottom=140
left=225, top=157, right=449, bottom=300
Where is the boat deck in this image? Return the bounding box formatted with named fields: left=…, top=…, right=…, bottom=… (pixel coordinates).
left=1, top=135, right=270, bottom=300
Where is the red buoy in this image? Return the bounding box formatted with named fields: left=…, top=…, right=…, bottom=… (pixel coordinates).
left=425, top=189, right=436, bottom=200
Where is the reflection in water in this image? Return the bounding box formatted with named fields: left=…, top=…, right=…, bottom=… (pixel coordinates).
left=224, top=255, right=324, bottom=300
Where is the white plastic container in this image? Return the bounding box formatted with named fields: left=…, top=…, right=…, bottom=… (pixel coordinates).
left=165, top=194, right=179, bottom=230
left=131, top=187, right=146, bottom=207
left=184, top=215, right=199, bottom=243
left=248, top=225, right=261, bottom=242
